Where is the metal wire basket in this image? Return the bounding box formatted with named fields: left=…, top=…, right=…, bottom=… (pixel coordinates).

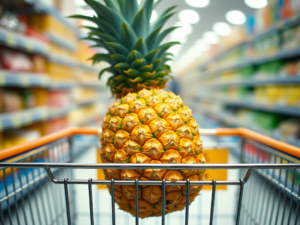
left=0, top=127, right=299, bottom=225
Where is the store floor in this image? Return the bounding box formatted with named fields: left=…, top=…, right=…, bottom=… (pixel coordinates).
left=73, top=147, right=240, bottom=225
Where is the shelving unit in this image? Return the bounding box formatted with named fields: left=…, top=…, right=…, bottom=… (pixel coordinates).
left=199, top=47, right=300, bottom=80
left=198, top=14, right=300, bottom=70
left=200, top=76, right=300, bottom=87
left=183, top=7, right=300, bottom=148
left=0, top=27, right=48, bottom=55
left=195, top=96, right=300, bottom=117
left=0, top=95, right=102, bottom=131
left=194, top=103, right=300, bottom=147
left=0, top=0, right=108, bottom=150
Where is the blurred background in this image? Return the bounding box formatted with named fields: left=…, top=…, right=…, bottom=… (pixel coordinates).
left=0, top=1, right=300, bottom=224
left=0, top=0, right=299, bottom=151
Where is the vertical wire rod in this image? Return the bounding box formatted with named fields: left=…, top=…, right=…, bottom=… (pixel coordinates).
left=3, top=169, right=13, bottom=225
left=185, top=179, right=190, bottom=225
left=287, top=169, right=296, bottom=224
left=10, top=168, right=21, bottom=225
left=0, top=200, right=4, bottom=225
left=209, top=179, right=217, bottom=225
left=64, top=179, right=72, bottom=225
left=280, top=167, right=290, bottom=225
left=88, top=179, right=94, bottom=225
left=135, top=179, right=139, bottom=225
left=236, top=179, right=245, bottom=225
left=162, top=179, right=166, bottom=225
left=111, top=179, right=116, bottom=225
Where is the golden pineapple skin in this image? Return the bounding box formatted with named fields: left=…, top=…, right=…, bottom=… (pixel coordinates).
left=100, top=89, right=205, bottom=218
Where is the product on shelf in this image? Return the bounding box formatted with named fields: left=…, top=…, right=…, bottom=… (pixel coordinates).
left=2, top=128, right=41, bottom=149
left=1, top=88, right=37, bottom=113
left=0, top=47, right=33, bottom=71
left=0, top=10, right=26, bottom=33
left=45, top=116, right=69, bottom=135
left=47, top=90, right=72, bottom=108
left=282, top=24, right=300, bottom=50
left=276, top=119, right=300, bottom=142
left=2, top=89, right=22, bottom=113
left=30, top=55, right=46, bottom=73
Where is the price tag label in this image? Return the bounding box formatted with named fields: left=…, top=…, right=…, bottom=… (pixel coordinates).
left=41, top=77, right=48, bottom=86
left=0, top=73, right=5, bottom=85
left=13, top=115, right=22, bottom=128
left=41, top=110, right=48, bottom=120
left=21, top=76, right=29, bottom=86
left=26, top=40, right=34, bottom=51
left=6, top=33, right=16, bottom=46
left=24, top=113, right=31, bottom=124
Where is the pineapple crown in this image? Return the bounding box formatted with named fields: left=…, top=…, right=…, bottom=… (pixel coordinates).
left=70, top=0, right=179, bottom=98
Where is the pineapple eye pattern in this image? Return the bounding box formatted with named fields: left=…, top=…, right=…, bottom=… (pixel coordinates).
left=101, top=89, right=205, bottom=218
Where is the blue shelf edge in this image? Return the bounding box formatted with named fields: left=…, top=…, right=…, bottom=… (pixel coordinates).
left=46, top=32, right=77, bottom=51
left=0, top=96, right=101, bottom=131
left=199, top=76, right=300, bottom=88
left=196, top=95, right=300, bottom=117
left=199, top=47, right=300, bottom=80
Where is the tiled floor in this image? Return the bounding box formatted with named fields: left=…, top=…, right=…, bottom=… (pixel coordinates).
left=73, top=146, right=240, bottom=225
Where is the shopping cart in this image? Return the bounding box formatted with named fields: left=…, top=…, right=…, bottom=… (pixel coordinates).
left=0, top=127, right=299, bottom=225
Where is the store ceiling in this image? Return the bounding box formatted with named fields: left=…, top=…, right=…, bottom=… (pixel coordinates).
left=76, top=0, right=256, bottom=73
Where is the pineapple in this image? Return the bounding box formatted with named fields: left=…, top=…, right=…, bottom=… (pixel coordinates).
left=71, top=0, right=205, bottom=218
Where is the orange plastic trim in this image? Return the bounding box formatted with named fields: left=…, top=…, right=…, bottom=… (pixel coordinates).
left=216, top=128, right=300, bottom=158
left=0, top=127, right=99, bottom=161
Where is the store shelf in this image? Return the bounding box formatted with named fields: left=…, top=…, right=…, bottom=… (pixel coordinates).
left=0, top=96, right=101, bottom=131
left=46, top=32, right=77, bottom=51
left=198, top=14, right=300, bottom=70
left=0, top=70, right=103, bottom=89
left=0, top=70, right=49, bottom=87
left=0, top=28, right=97, bottom=73
left=196, top=95, right=300, bottom=117
left=0, top=27, right=48, bottom=55
left=200, top=76, right=300, bottom=88
left=0, top=107, right=48, bottom=131
left=199, top=47, right=300, bottom=80
left=196, top=104, right=300, bottom=148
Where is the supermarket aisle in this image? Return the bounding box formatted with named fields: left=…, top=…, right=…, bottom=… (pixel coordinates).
left=73, top=146, right=240, bottom=225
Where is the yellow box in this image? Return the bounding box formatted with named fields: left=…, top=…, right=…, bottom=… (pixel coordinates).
left=202, top=149, right=229, bottom=190
left=46, top=62, right=74, bottom=81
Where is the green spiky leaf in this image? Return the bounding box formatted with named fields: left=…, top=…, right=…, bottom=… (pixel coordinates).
left=124, top=68, right=140, bottom=78
left=106, top=42, right=130, bottom=55
left=131, top=9, right=147, bottom=38
left=120, top=22, right=137, bottom=49
left=126, top=50, right=143, bottom=64
left=114, top=62, right=130, bottom=70
left=123, top=0, right=139, bottom=24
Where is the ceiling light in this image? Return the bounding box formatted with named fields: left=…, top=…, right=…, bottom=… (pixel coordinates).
left=245, top=0, right=268, bottom=9
left=225, top=10, right=246, bottom=25
left=213, top=22, right=231, bottom=36
left=178, top=36, right=187, bottom=44
left=150, top=10, right=158, bottom=23
left=82, top=10, right=96, bottom=17
left=195, top=39, right=210, bottom=51
left=203, top=31, right=219, bottom=44
left=178, top=10, right=200, bottom=24
left=185, top=0, right=209, bottom=8
left=174, top=22, right=193, bottom=36
left=74, top=0, right=86, bottom=7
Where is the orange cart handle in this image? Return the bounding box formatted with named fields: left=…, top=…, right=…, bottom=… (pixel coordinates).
left=0, top=127, right=100, bottom=160
left=215, top=128, right=300, bottom=158
left=1, top=127, right=299, bottom=160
